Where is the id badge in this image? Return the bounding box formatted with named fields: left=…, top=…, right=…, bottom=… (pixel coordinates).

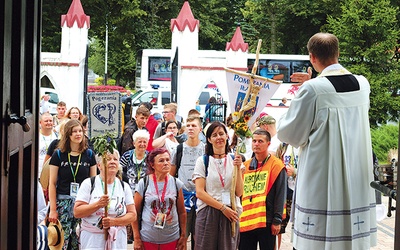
left=221, top=191, right=231, bottom=205
left=154, top=212, right=166, bottom=229
left=70, top=182, right=79, bottom=197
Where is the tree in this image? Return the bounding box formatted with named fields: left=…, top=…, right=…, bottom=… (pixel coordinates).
left=42, top=0, right=74, bottom=52
left=327, top=0, right=400, bottom=126
left=371, top=124, right=399, bottom=163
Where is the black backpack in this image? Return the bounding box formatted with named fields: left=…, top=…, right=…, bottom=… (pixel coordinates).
left=117, top=120, right=143, bottom=155
left=175, top=145, right=231, bottom=178
left=174, top=143, right=207, bottom=176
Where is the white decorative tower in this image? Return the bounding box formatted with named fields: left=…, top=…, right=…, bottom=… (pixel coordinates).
left=170, top=1, right=199, bottom=65
left=226, top=25, right=249, bottom=69
left=60, top=0, right=90, bottom=63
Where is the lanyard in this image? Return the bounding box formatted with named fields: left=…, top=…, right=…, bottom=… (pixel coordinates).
left=42, top=134, right=54, bottom=151
left=152, top=174, right=168, bottom=210
left=101, top=179, right=116, bottom=210
left=68, top=153, right=81, bottom=183
left=214, top=157, right=227, bottom=188
left=134, top=150, right=146, bottom=182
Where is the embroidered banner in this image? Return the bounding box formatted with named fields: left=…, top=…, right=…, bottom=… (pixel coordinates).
left=87, top=92, right=121, bottom=138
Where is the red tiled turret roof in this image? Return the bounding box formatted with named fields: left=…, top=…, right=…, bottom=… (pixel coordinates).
left=170, top=1, right=199, bottom=32
left=226, top=25, right=248, bottom=52
left=61, top=0, right=90, bottom=28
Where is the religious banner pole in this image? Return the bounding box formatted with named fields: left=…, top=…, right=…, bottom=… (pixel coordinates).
left=103, top=156, right=108, bottom=240
left=225, top=39, right=281, bottom=237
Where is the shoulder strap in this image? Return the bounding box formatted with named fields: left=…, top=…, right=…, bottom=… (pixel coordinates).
left=90, top=176, right=96, bottom=194
left=120, top=178, right=125, bottom=191
left=87, top=149, right=93, bottom=158
left=161, top=121, right=166, bottom=135
left=203, top=154, right=209, bottom=177
left=175, top=143, right=184, bottom=177
left=90, top=176, right=123, bottom=195
left=57, top=149, right=61, bottom=160
left=139, top=175, right=150, bottom=229
left=173, top=176, right=179, bottom=199
left=142, top=175, right=149, bottom=199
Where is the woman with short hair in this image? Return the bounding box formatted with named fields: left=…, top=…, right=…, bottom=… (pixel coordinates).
left=74, top=149, right=136, bottom=249
left=132, top=148, right=187, bottom=250
left=120, top=129, right=150, bottom=193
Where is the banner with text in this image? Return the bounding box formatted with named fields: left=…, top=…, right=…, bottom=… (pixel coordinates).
left=225, top=68, right=281, bottom=126
left=87, top=92, right=122, bottom=138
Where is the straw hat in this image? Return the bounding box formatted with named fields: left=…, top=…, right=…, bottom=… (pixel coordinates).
left=47, top=220, right=64, bottom=250
left=39, top=158, right=51, bottom=190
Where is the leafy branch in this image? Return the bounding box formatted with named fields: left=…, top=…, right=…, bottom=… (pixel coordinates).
left=92, top=132, right=118, bottom=156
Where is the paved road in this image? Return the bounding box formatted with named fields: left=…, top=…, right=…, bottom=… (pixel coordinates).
left=128, top=196, right=396, bottom=249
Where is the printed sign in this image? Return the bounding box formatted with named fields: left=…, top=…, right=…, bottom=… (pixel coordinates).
left=225, top=68, right=281, bottom=126
left=87, top=92, right=121, bottom=138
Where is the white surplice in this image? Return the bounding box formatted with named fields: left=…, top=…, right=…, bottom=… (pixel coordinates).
left=278, top=64, right=377, bottom=250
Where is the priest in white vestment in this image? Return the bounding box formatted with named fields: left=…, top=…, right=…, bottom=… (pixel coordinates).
left=278, top=33, right=377, bottom=250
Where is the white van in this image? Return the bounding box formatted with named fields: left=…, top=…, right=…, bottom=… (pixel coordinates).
left=129, top=85, right=221, bottom=118
left=40, top=87, right=59, bottom=115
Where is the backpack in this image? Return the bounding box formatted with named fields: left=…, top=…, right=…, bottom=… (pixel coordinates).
left=89, top=176, right=125, bottom=194
left=174, top=143, right=184, bottom=177
left=138, top=175, right=179, bottom=229
left=161, top=120, right=182, bottom=136
left=117, top=120, right=140, bottom=155
left=175, top=147, right=233, bottom=178
left=201, top=153, right=235, bottom=177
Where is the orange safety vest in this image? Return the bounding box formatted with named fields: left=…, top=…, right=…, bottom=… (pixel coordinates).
left=240, top=155, right=285, bottom=232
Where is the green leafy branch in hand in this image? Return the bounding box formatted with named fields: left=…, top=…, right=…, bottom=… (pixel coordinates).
left=92, top=132, right=118, bottom=156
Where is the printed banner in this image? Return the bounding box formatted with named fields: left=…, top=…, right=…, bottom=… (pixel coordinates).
left=87, top=92, right=122, bottom=138
left=225, top=68, right=281, bottom=126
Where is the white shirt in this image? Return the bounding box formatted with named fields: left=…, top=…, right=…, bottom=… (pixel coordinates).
left=38, top=132, right=57, bottom=176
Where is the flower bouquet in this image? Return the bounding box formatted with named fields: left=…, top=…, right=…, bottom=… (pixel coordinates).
left=231, top=112, right=252, bottom=154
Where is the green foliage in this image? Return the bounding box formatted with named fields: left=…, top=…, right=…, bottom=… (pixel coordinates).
left=92, top=132, right=118, bottom=156
left=94, top=77, right=103, bottom=86
left=42, top=0, right=72, bottom=52
left=95, top=77, right=116, bottom=86
left=326, top=0, right=400, bottom=126
left=371, top=124, right=399, bottom=163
